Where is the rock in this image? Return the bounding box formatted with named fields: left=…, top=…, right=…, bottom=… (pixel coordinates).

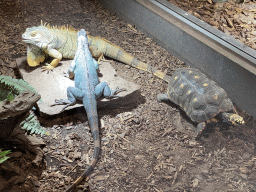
left=73, top=151, right=81, bottom=159
left=239, top=166, right=249, bottom=174
left=9, top=151, right=22, bottom=158
left=237, top=160, right=244, bottom=163
left=16, top=57, right=141, bottom=116
left=251, top=31, right=256, bottom=36
left=201, top=169, right=209, bottom=174
left=65, top=176, right=73, bottom=183
left=242, top=152, right=250, bottom=160
left=26, top=135, right=45, bottom=146
left=200, top=163, right=210, bottom=174
left=212, top=167, right=222, bottom=174
left=135, top=155, right=144, bottom=159
left=167, top=166, right=177, bottom=174
left=192, top=178, right=199, bottom=188
left=94, top=175, right=106, bottom=181
left=240, top=174, right=247, bottom=179
left=1, top=161, right=21, bottom=174
left=195, top=174, right=203, bottom=180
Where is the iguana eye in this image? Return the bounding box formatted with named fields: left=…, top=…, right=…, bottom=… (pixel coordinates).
left=30, top=31, right=37, bottom=37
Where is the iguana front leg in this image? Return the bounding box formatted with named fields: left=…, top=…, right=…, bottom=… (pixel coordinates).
left=51, top=86, right=80, bottom=112
left=64, top=60, right=76, bottom=79
left=42, top=48, right=62, bottom=71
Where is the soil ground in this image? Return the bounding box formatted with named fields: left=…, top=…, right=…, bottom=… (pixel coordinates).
left=0, top=0, right=255, bottom=192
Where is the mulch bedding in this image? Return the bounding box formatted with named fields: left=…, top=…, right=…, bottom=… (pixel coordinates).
left=0, top=0, right=255, bottom=191
left=168, top=0, right=256, bottom=49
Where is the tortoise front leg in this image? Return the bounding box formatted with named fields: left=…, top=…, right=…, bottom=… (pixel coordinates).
left=194, top=122, right=206, bottom=140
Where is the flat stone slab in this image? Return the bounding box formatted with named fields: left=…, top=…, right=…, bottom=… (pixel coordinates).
left=16, top=57, right=141, bottom=116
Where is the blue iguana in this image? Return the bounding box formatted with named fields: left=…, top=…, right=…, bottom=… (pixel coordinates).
left=22, top=22, right=168, bottom=81
left=51, top=29, right=125, bottom=191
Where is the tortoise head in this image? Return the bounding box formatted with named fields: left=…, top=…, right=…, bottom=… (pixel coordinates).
left=222, top=113, right=245, bottom=125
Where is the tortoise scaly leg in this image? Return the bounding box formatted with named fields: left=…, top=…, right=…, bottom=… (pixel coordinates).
left=194, top=122, right=206, bottom=140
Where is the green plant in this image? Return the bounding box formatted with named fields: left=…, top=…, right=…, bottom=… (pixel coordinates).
left=0, top=149, right=11, bottom=163
left=20, top=115, right=48, bottom=135
left=0, top=75, right=39, bottom=102
left=0, top=75, right=47, bottom=135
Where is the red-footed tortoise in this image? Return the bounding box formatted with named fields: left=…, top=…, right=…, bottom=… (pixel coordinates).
left=157, top=68, right=244, bottom=140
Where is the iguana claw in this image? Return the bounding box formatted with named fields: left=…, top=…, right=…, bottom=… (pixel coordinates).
left=42, top=64, right=54, bottom=71
left=51, top=99, right=74, bottom=112
left=50, top=99, right=66, bottom=106
left=63, top=71, right=69, bottom=78
left=50, top=101, right=61, bottom=110
left=111, top=87, right=126, bottom=97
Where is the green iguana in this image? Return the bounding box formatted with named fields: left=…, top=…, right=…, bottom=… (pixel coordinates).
left=22, top=22, right=168, bottom=81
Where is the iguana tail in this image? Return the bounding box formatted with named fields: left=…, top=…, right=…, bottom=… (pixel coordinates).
left=64, top=98, right=100, bottom=192
left=88, top=36, right=171, bottom=82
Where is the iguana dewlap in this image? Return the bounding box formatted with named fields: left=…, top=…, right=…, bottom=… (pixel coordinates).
left=22, top=22, right=168, bottom=80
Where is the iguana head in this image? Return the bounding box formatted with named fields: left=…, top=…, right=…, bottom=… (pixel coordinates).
left=77, top=29, right=89, bottom=48
left=22, top=26, right=55, bottom=49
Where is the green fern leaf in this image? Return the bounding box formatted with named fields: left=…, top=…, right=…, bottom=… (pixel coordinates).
left=30, top=124, right=37, bottom=134
left=21, top=115, right=47, bottom=135
left=0, top=76, right=46, bottom=135
left=0, top=89, right=10, bottom=101
left=0, top=75, right=42, bottom=102
left=0, top=149, right=11, bottom=163
left=0, top=75, right=35, bottom=94
left=0, top=156, right=10, bottom=163
left=7, top=92, right=15, bottom=101
left=23, top=122, right=31, bottom=131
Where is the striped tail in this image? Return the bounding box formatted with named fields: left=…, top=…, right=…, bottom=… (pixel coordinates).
left=89, top=36, right=171, bottom=82
left=64, top=99, right=100, bottom=192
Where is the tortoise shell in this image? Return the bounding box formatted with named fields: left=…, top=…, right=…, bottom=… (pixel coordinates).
left=167, top=68, right=234, bottom=123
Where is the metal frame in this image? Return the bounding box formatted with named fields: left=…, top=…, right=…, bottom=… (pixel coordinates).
left=98, top=0, right=256, bottom=118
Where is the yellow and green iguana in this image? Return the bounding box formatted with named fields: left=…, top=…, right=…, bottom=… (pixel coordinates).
left=22, top=22, right=169, bottom=81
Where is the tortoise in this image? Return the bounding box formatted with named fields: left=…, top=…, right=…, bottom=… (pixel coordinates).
left=157, top=68, right=244, bottom=139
